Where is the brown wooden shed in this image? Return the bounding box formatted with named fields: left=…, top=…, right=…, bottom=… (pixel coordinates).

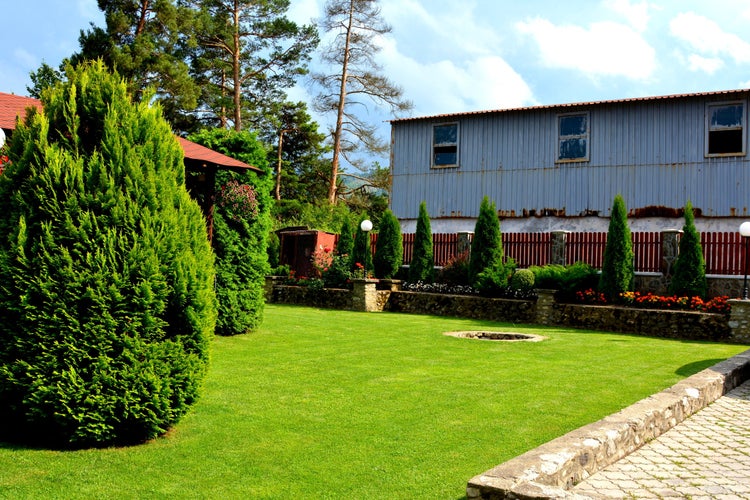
left=277, top=227, right=337, bottom=278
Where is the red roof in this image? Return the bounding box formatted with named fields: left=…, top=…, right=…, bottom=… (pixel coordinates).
left=0, top=93, right=42, bottom=129
left=0, top=92, right=259, bottom=172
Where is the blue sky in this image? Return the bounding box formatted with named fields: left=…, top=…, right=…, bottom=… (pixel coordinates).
left=3, top=1, right=750, bottom=128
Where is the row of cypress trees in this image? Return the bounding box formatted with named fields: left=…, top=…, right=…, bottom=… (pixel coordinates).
left=391, top=195, right=708, bottom=301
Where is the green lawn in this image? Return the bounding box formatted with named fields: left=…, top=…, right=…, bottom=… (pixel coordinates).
left=1, top=304, right=747, bottom=499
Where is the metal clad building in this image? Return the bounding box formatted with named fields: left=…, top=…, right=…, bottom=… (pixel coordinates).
left=389, top=89, right=750, bottom=233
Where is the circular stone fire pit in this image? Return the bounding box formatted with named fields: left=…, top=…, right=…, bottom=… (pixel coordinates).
left=443, top=331, right=546, bottom=342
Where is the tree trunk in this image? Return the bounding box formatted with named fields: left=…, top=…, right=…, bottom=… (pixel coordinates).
left=327, top=0, right=354, bottom=205
left=232, top=0, right=242, bottom=131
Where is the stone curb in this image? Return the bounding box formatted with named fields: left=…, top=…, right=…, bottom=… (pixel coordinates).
left=466, top=348, right=750, bottom=500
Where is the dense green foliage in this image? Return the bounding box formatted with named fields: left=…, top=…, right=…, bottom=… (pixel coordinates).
left=437, top=250, right=470, bottom=285
left=530, top=262, right=600, bottom=302
left=669, top=201, right=708, bottom=298
left=351, top=214, right=373, bottom=274
left=599, top=195, right=634, bottom=301
left=373, top=209, right=403, bottom=279
left=0, top=62, right=216, bottom=447
left=187, top=128, right=272, bottom=335
left=408, top=201, right=434, bottom=282
left=1, top=304, right=745, bottom=498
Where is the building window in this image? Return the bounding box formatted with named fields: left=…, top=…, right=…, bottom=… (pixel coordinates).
left=707, top=102, right=745, bottom=156
left=557, top=113, right=589, bottom=162
left=433, top=123, right=458, bottom=167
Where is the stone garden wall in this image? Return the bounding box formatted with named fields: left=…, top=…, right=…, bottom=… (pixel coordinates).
left=265, top=277, right=747, bottom=343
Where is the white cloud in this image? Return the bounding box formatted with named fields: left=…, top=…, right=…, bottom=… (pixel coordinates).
left=378, top=37, right=535, bottom=116
left=687, top=54, right=724, bottom=74
left=605, top=0, right=652, bottom=32
left=516, top=18, right=656, bottom=81
left=669, top=12, right=750, bottom=64
left=288, top=0, right=320, bottom=25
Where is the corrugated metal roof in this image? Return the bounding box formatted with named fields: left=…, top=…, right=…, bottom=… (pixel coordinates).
left=390, top=88, right=750, bottom=123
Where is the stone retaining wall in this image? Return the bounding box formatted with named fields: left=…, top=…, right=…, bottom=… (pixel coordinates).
left=270, top=285, right=353, bottom=310
left=384, top=291, right=536, bottom=323
left=466, top=349, right=750, bottom=499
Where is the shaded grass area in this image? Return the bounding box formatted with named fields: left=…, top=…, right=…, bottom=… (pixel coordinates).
left=1, top=304, right=747, bottom=499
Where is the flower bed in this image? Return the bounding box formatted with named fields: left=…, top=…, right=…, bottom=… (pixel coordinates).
left=575, top=289, right=731, bottom=315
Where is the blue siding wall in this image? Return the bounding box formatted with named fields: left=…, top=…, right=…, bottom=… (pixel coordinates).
left=390, top=94, right=750, bottom=221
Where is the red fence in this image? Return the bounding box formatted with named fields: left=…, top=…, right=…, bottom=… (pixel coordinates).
left=387, top=231, right=747, bottom=275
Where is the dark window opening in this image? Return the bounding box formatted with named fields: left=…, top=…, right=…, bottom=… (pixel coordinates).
left=433, top=123, right=458, bottom=167
left=709, top=129, right=743, bottom=154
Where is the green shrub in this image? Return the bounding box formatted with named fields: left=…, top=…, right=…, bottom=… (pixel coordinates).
left=408, top=201, right=435, bottom=282
left=668, top=201, right=707, bottom=298
left=437, top=250, right=470, bottom=285
left=320, top=254, right=352, bottom=288
left=0, top=61, right=216, bottom=448
left=267, top=232, right=280, bottom=269
left=530, top=262, right=599, bottom=302
left=509, top=269, right=535, bottom=291
left=599, top=194, right=634, bottom=301
left=468, top=196, right=504, bottom=286
left=373, top=210, right=403, bottom=279
left=474, top=258, right=515, bottom=297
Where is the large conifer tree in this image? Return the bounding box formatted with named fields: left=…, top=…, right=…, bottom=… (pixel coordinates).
left=599, top=194, right=634, bottom=301
left=0, top=61, right=216, bottom=447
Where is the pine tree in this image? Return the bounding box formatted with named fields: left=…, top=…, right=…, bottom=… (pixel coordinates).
left=373, top=209, right=403, bottom=279
left=408, top=201, right=434, bottom=282
left=669, top=201, right=708, bottom=297
left=0, top=61, right=216, bottom=447
left=313, top=0, right=412, bottom=204
left=468, top=196, right=504, bottom=286
left=351, top=214, right=373, bottom=274
left=599, top=194, right=634, bottom=301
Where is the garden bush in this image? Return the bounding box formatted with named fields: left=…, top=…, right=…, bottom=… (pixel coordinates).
left=408, top=201, right=435, bottom=282
left=669, top=200, right=707, bottom=298
left=0, top=62, right=216, bottom=448
left=599, top=194, right=634, bottom=301
left=530, top=262, right=600, bottom=302
left=437, top=250, right=470, bottom=285
left=509, top=269, right=535, bottom=291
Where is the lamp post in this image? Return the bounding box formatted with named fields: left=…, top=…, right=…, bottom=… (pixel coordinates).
left=360, top=219, right=373, bottom=276
left=360, top=219, right=373, bottom=232
left=740, top=222, right=750, bottom=300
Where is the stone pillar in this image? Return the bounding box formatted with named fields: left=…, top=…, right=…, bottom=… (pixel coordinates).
left=351, top=278, right=379, bottom=312
left=457, top=231, right=473, bottom=255
left=264, top=275, right=284, bottom=302
left=661, top=229, right=682, bottom=278
left=534, top=289, right=557, bottom=325
left=728, top=299, right=750, bottom=343
left=550, top=231, right=569, bottom=266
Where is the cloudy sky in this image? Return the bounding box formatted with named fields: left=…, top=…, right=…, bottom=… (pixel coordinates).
left=3, top=0, right=750, bottom=125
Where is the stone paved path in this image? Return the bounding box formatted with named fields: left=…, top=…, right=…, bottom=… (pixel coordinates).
left=572, top=380, right=750, bottom=499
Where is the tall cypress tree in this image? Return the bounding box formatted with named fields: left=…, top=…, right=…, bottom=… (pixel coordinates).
left=669, top=201, right=707, bottom=297
left=373, top=209, right=403, bottom=279
left=409, top=201, right=434, bottom=282
left=599, top=194, right=634, bottom=301
left=336, top=217, right=354, bottom=256
left=0, top=61, right=216, bottom=447
left=468, top=196, right=504, bottom=286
